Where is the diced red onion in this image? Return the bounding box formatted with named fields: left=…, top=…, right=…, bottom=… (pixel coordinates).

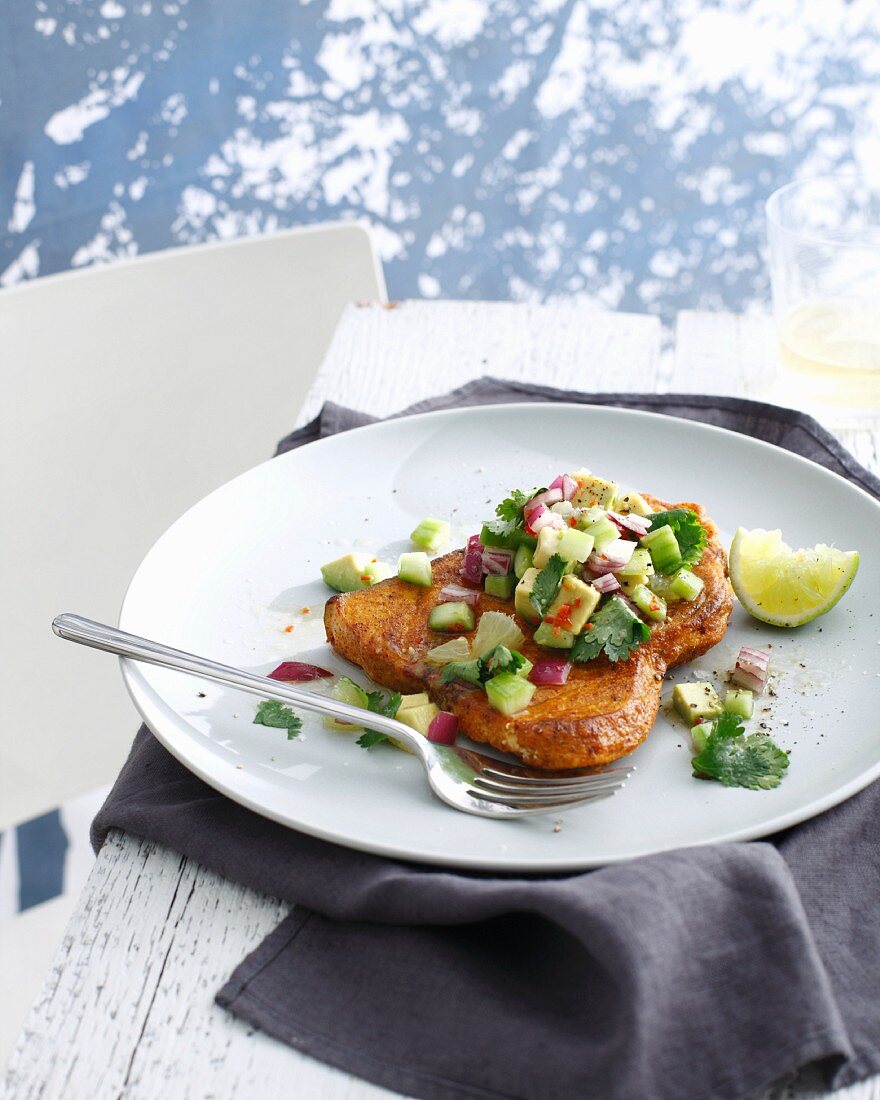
left=524, top=501, right=545, bottom=526
left=587, top=538, right=636, bottom=574
left=460, top=535, right=484, bottom=584
left=427, top=711, right=458, bottom=744
left=482, top=548, right=514, bottom=576
left=268, top=661, right=334, bottom=682
left=561, top=473, right=578, bottom=501
left=529, top=658, right=572, bottom=686
left=591, top=573, right=621, bottom=594
left=530, top=487, right=564, bottom=509
left=549, top=475, right=565, bottom=491
left=439, top=584, right=481, bottom=607
left=731, top=646, right=770, bottom=693
left=607, top=510, right=651, bottom=538
left=530, top=510, right=565, bottom=533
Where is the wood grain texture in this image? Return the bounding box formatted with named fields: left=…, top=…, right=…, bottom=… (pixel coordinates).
left=671, top=309, right=776, bottom=395
left=5, top=303, right=879, bottom=1100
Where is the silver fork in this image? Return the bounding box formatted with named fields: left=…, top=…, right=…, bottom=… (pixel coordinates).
left=53, top=614, right=634, bottom=819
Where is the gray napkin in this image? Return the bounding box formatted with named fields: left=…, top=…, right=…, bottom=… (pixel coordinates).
left=93, top=381, right=880, bottom=1100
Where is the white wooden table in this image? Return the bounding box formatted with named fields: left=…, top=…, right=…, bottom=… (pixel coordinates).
left=5, top=301, right=879, bottom=1100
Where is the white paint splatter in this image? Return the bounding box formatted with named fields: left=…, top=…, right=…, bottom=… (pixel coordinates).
left=53, top=162, right=91, bottom=189
left=1, top=242, right=41, bottom=287
left=8, top=162, right=36, bottom=234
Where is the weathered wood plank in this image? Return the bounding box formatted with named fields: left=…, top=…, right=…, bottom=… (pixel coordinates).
left=671, top=310, right=775, bottom=396
left=298, top=299, right=663, bottom=425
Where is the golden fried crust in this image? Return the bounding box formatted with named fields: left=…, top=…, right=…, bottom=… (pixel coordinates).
left=323, top=499, right=734, bottom=768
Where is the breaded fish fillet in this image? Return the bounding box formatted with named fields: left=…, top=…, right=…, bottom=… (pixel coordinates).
left=324, top=498, right=734, bottom=769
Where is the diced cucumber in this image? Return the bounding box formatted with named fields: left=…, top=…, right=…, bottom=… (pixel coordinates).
left=514, top=568, right=542, bottom=625
left=572, top=474, right=619, bottom=509
left=691, top=721, right=712, bottom=753
left=724, top=688, right=754, bottom=720
left=480, top=523, right=536, bottom=550
left=428, top=602, right=475, bottom=633
left=426, top=637, right=471, bottom=664
left=485, top=672, right=536, bottom=716
left=629, top=583, right=667, bottom=623
left=647, top=573, right=683, bottom=602
left=614, top=490, right=653, bottom=517
left=581, top=515, right=619, bottom=551
left=555, top=527, right=594, bottom=564
left=410, top=518, right=450, bottom=552
left=617, top=548, right=654, bottom=578
left=619, top=576, right=649, bottom=597
left=485, top=573, right=517, bottom=599
left=514, top=544, right=534, bottom=579
left=673, top=682, right=723, bottom=726
left=533, top=621, right=575, bottom=649
left=398, top=551, right=433, bottom=587
left=397, top=702, right=440, bottom=737
left=323, top=677, right=369, bottom=730
left=517, top=656, right=534, bottom=679
left=321, top=552, right=391, bottom=593
left=669, top=568, right=704, bottom=601
left=641, top=525, right=682, bottom=574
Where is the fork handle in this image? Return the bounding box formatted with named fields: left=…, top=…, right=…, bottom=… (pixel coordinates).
left=52, top=613, right=425, bottom=752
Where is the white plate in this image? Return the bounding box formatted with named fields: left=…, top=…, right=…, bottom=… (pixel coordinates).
left=120, top=403, right=880, bottom=871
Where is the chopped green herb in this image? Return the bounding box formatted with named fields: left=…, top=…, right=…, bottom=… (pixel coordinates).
left=439, top=645, right=527, bottom=687
left=495, top=488, right=534, bottom=525
left=647, top=509, right=707, bottom=569
left=356, top=688, right=403, bottom=748
left=440, top=659, right=485, bottom=686
left=253, top=699, right=302, bottom=739
left=691, top=712, right=789, bottom=790
left=530, top=553, right=566, bottom=617
left=570, top=596, right=651, bottom=664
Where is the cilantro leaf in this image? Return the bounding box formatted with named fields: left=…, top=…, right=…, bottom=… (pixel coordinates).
left=570, top=596, right=651, bottom=663
left=530, top=554, right=567, bottom=617
left=356, top=688, right=402, bottom=749
left=648, top=509, right=707, bottom=568
left=253, top=699, right=302, bottom=739
left=495, top=488, right=533, bottom=525
left=481, top=645, right=526, bottom=678
left=440, top=659, right=484, bottom=686
left=691, top=719, right=790, bottom=790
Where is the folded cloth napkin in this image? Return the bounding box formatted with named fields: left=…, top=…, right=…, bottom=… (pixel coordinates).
left=93, top=380, right=880, bottom=1100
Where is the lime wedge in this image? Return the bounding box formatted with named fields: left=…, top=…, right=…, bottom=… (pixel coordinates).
left=729, top=527, right=859, bottom=628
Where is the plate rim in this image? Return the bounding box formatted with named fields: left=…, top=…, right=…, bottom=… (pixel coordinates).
left=119, top=400, right=880, bottom=871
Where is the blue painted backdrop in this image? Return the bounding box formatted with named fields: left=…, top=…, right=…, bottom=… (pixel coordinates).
left=2, top=0, right=879, bottom=323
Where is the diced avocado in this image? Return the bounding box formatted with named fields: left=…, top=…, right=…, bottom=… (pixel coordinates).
left=669, top=568, right=704, bottom=601
left=398, top=692, right=431, bottom=711
left=485, top=672, right=536, bottom=716
left=614, top=490, right=653, bottom=517
left=398, top=551, right=433, bottom=587
left=673, top=682, right=723, bottom=726
left=533, top=527, right=563, bottom=569
left=514, top=567, right=542, bottom=625
left=533, top=621, right=575, bottom=649
left=724, top=688, right=754, bottom=720
left=485, top=573, right=517, bottom=599
left=323, top=676, right=369, bottom=730
left=428, top=601, right=475, bottom=633
left=555, top=527, right=594, bottom=564
left=410, top=518, right=450, bottom=552
left=641, top=525, right=682, bottom=574
left=619, top=576, right=649, bottom=597
left=617, top=548, right=654, bottom=578
left=514, top=544, right=534, bottom=579
left=581, top=515, right=619, bottom=552
left=321, top=552, right=391, bottom=593
left=573, top=475, right=619, bottom=510
left=545, top=576, right=601, bottom=634
left=397, top=702, right=440, bottom=737
left=629, top=583, right=667, bottom=623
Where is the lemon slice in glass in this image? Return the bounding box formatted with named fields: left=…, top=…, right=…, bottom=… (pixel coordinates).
left=729, top=527, right=859, bottom=628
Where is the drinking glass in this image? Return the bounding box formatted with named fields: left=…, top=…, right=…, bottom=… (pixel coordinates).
left=766, top=176, right=880, bottom=419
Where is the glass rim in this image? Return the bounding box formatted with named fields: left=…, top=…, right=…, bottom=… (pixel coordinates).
left=765, top=173, right=880, bottom=252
